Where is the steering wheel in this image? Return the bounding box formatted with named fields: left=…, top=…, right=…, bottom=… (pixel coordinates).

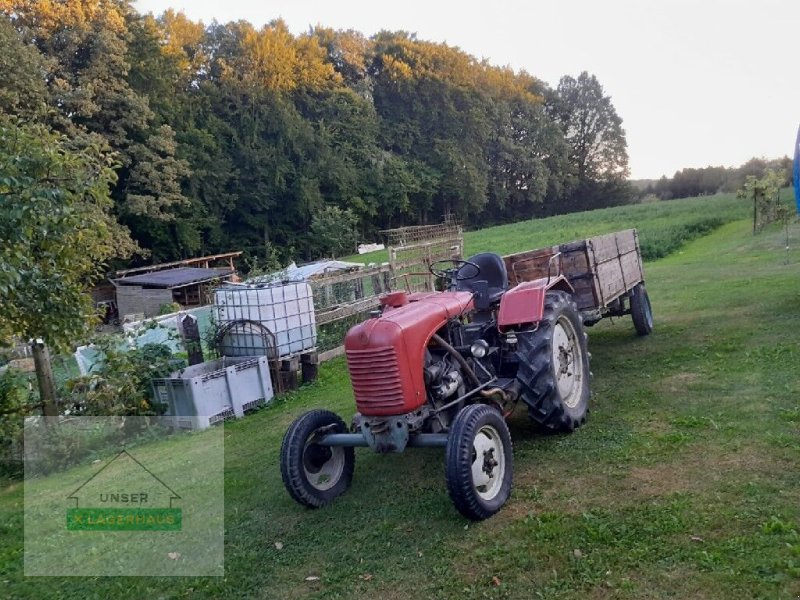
left=429, top=259, right=481, bottom=281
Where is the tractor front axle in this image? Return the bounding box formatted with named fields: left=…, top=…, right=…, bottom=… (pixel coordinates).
left=317, top=432, right=449, bottom=450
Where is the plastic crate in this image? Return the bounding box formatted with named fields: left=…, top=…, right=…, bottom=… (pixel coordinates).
left=152, top=356, right=274, bottom=430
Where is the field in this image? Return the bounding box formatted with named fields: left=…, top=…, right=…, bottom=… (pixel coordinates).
left=344, top=193, right=752, bottom=264
left=2, top=193, right=799, bottom=599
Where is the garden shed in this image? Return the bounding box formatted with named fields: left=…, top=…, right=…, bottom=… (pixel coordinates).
left=115, top=266, right=236, bottom=319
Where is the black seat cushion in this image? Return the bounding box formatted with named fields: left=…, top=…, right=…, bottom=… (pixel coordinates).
left=456, top=253, right=509, bottom=304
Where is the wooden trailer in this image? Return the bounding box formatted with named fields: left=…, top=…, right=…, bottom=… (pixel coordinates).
left=503, top=229, right=653, bottom=333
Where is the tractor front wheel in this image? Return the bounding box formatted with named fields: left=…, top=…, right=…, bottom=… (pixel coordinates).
left=445, top=404, right=513, bottom=520
left=280, top=410, right=355, bottom=508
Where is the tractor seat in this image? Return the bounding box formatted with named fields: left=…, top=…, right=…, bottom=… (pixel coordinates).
left=456, top=252, right=509, bottom=306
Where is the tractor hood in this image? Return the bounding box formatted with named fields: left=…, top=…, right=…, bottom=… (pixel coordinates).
left=345, top=291, right=474, bottom=416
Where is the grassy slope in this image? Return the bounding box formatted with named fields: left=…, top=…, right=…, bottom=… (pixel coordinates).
left=343, top=193, right=753, bottom=264
left=2, top=200, right=800, bottom=598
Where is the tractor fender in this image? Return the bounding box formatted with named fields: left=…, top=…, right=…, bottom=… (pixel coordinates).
left=497, top=275, right=574, bottom=331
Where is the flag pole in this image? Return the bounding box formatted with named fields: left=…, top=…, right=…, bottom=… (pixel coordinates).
left=794, top=123, right=800, bottom=215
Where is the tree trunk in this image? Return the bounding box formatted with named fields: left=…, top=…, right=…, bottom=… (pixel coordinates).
left=32, top=342, right=58, bottom=417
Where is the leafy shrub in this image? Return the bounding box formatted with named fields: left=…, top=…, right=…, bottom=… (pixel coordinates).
left=0, top=367, right=33, bottom=476
left=63, top=338, right=181, bottom=417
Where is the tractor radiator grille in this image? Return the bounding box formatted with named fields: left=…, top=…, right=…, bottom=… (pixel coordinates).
left=346, top=346, right=405, bottom=411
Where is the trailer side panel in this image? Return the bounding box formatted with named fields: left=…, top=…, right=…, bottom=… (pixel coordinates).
left=503, top=228, right=645, bottom=314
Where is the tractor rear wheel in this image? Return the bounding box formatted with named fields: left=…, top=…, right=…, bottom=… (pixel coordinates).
left=280, top=410, right=355, bottom=508
left=630, top=282, right=654, bottom=336
left=516, top=291, right=591, bottom=432
left=445, top=404, right=513, bottom=521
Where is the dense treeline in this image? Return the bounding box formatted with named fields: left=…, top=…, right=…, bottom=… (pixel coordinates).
left=639, top=157, right=792, bottom=201
left=0, top=0, right=632, bottom=265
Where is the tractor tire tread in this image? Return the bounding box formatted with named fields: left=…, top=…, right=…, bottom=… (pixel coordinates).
left=445, top=404, right=513, bottom=521
left=515, top=291, right=591, bottom=432
left=630, top=282, right=654, bottom=336
left=280, top=409, right=355, bottom=508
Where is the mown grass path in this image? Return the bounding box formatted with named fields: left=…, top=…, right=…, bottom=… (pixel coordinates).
left=2, top=217, right=799, bottom=599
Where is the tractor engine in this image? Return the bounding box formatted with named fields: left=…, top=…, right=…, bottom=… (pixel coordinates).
left=422, top=348, right=467, bottom=431
left=344, top=291, right=475, bottom=417
left=344, top=291, right=476, bottom=449
left=424, top=352, right=465, bottom=403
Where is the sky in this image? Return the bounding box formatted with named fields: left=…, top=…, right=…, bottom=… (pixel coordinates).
left=135, top=0, right=800, bottom=180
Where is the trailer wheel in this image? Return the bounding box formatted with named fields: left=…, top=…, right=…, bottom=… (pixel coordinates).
left=517, top=291, right=591, bottom=432
left=630, top=283, right=654, bottom=336
left=445, top=404, right=513, bottom=521
left=280, top=410, right=355, bottom=508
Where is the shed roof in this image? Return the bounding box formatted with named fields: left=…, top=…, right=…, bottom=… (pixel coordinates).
left=116, top=267, right=234, bottom=288
left=246, top=260, right=363, bottom=284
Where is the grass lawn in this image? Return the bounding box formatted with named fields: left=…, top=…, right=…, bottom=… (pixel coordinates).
left=2, top=197, right=799, bottom=598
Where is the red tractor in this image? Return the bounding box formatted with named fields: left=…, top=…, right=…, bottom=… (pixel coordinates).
left=281, top=230, right=652, bottom=520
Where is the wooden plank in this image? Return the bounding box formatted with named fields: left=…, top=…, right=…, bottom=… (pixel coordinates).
left=503, top=246, right=555, bottom=263
left=508, top=261, right=550, bottom=283
left=568, top=277, right=598, bottom=311
left=620, top=251, right=644, bottom=287
left=588, top=231, right=623, bottom=264
left=114, top=251, right=242, bottom=277
left=310, top=264, right=391, bottom=287
left=614, top=229, right=638, bottom=255
left=595, top=260, right=626, bottom=303
left=560, top=250, right=590, bottom=277
left=392, top=237, right=464, bottom=254
left=319, top=345, right=346, bottom=363
left=316, top=296, right=380, bottom=325
left=559, top=239, right=587, bottom=253
left=503, top=247, right=556, bottom=284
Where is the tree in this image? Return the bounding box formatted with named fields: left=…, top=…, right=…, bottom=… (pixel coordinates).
left=1, top=0, right=191, bottom=259
left=548, top=72, right=631, bottom=210
left=0, top=115, right=135, bottom=413
left=485, top=96, right=571, bottom=222
left=549, top=71, right=629, bottom=182
left=2, top=6, right=644, bottom=267
left=0, top=16, right=48, bottom=119
left=310, top=205, right=358, bottom=258
left=737, top=168, right=786, bottom=234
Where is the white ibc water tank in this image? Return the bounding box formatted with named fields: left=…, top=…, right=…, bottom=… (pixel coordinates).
left=213, top=282, right=317, bottom=358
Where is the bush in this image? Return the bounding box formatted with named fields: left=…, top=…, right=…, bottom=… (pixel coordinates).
left=63, top=338, right=181, bottom=417
left=0, top=367, right=33, bottom=477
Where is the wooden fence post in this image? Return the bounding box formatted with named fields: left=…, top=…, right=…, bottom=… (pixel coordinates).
left=31, top=341, right=58, bottom=417
left=180, top=314, right=204, bottom=366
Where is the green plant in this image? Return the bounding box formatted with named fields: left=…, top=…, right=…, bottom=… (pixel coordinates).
left=158, top=302, right=182, bottom=315
left=0, top=368, right=33, bottom=476
left=737, top=169, right=785, bottom=234
left=243, top=242, right=285, bottom=280
left=63, top=338, right=179, bottom=417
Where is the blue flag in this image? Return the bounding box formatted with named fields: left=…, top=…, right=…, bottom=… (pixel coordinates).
left=795, top=124, right=800, bottom=214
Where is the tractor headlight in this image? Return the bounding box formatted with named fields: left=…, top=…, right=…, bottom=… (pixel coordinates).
left=470, top=339, right=489, bottom=358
